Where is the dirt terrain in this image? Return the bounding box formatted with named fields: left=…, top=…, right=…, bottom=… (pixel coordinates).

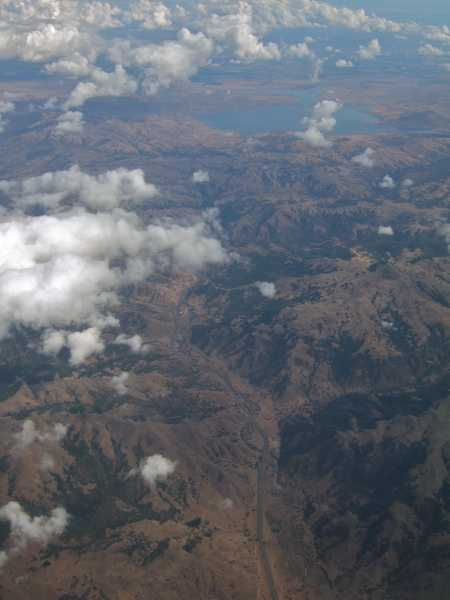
left=1, top=61, right=450, bottom=599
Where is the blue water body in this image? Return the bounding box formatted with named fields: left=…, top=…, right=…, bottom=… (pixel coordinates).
left=190, top=88, right=399, bottom=135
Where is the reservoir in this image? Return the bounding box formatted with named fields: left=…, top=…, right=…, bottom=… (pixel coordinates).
left=190, top=87, right=399, bottom=136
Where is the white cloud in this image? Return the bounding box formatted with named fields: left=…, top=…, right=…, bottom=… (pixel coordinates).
left=0, top=24, right=94, bottom=63
left=437, top=219, right=450, bottom=252
left=191, top=170, right=210, bottom=183
left=0, top=1, right=121, bottom=34
left=234, top=0, right=404, bottom=35
left=195, top=8, right=280, bottom=61
left=220, top=497, right=234, bottom=509
left=0, top=0, right=416, bottom=114
left=419, top=44, right=444, bottom=56
left=67, top=327, right=105, bottom=365
left=109, top=28, right=214, bottom=96
left=63, top=64, right=138, bottom=109
left=335, top=59, right=354, bottom=67
left=382, top=320, right=397, bottom=330
left=295, top=99, right=342, bottom=147
left=0, top=100, right=14, bottom=133
left=41, top=329, right=67, bottom=356
left=310, top=56, right=323, bottom=83
left=124, top=1, right=173, bottom=30
left=306, top=99, right=343, bottom=128
left=113, top=334, right=150, bottom=354
left=378, top=225, right=394, bottom=235
left=296, top=126, right=331, bottom=148
left=1, top=165, right=159, bottom=211
left=40, top=452, right=55, bottom=471
left=357, top=38, right=381, bottom=59
left=255, top=281, right=276, bottom=298
left=133, top=454, right=177, bottom=487
left=45, top=53, right=94, bottom=78
left=54, top=110, right=85, bottom=135
left=43, top=97, right=58, bottom=110
left=42, top=327, right=107, bottom=365
left=0, top=207, right=227, bottom=337
left=402, top=178, right=414, bottom=187
left=0, top=502, right=69, bottom=567
left=350, top=147, right=375, bottom=167
left=379, top=175, right=395, bottom=189
left=286, top=42, right=311, bottom=58
left=0, top=102, right=14, bottom=116
left=0, top=172, right=233, bottom=363
left=424, top=25, right=450, bottom=44
left=10, top=420, right=68, bottom=456
left=111, top=371, right=129, bottom=395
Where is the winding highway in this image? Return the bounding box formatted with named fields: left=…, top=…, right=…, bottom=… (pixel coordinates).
left=170, top=279, right=279, bottom=600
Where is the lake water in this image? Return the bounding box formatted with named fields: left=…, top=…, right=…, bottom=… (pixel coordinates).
left=190, top=88, right=399, bottom=136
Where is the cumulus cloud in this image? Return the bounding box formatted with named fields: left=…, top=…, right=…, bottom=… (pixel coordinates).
left=379, top=175, right=395, bottom=189
left=40, top=452, right=55, bottom=471
left=43, top=97, right=58, bottom=110
left=286, top=42, right=311, bottom=58
left=113, top=334, right=151, bottom=354
left=419, top=44, right=444, bottom=56
left=309, top=56, right=324, bottom=83
left=350, top=147, right=375, bottom=167
left=191, top=170, right=210, bottom=183
left=63, top=64, right=138, bottom=109
left=437, top=219, right=450, bottom=252
left=1, top=165, right=159, bottom=211
left=0, top=207, right=229, bottom=337
left=378, top=225, right=394, bottom=235
left=304, top=99, right=343, bottom=130
left=336, top=59, right=354, bottom=67
left=0, top=502, right=69, bottom=567
left=0, top=101, right=14, bottom=115
left=123, top=1, right=173, bottom=30
left=402, top=178, right=414, bottom=187
left=10, top=420, right=67, bottom=456
left=109, top=28, right=214, bottom=96
left=295, top=99, right=342, bottom=148
left=41, top=329, right=68, bottom=356
left=232, top=0, right=404, bottom=35
left=45, top=53, right=94, bottom=78
left=111, top=371, right=129, bottom=395
left=41, top=327, right=105, bottom=366
left=195, top=8, right=280, bottom=61
left=0, top=0, right=121, bottom=30
left=295, top=126, right=331, bottom=148
left=220, top=497, right=234, bottom=509
left=131, top=454, right=177, bottom=488
left=54, top=110, right=85, bottom=135
left=381, top=320, right=397, bottom=330
left=0, top=169, right=233, bottom=364
left=255, top=281, right=276, bottom=298
left=424, top=25, right=450, bottom=44
left=357, top=38, right=381, bottom=59
left=0, top=0, right=415, bottom=113
left=66, top=327, right=105, bottom=365
left=0, top=23, right=96, bottom=63
left=0, top=100, right=14, bottom=133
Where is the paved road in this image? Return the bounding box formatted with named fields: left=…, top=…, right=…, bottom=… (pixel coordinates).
left=170, top=281, right=279, bottom=600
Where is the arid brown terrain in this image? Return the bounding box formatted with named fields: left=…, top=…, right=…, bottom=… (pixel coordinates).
left=1, top=59, right=450, bottom=600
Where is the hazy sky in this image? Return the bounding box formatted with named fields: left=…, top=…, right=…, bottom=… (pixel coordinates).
left=327, top=0, right=449, bottom=26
